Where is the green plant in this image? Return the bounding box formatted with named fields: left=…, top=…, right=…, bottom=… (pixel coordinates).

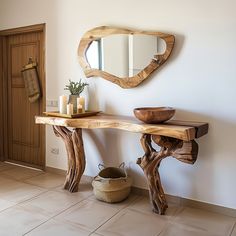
left=64, top=79, right=88, bottom=95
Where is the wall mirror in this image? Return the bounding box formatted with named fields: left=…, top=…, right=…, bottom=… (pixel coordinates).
left=78, top=26, right=175, bottom=89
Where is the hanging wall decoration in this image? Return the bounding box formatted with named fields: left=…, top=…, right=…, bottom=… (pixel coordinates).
left=78, top=26, right=175, bottom=88
left=21, top=58, right=41, bottom=103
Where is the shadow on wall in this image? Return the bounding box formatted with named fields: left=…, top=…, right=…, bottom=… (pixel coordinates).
left=86, top=81, right=99, bottom=111
left=83, top=102, right=236, bottom=203
left=139, top=33, right=185, bottom=88
left=175, top=108, right=236, bottom=158
left=162, top=109, right=236, bottom=203
left=84, top=101, right=124, bottom=170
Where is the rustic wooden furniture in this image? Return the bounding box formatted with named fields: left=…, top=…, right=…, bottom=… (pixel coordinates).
left=0, top=24, right=45, bottom=169
left=78, top=26, right=175, bottom=88
left=35, top=113, right=208, bottom=215
left=133, top=107, right=175, bottom=124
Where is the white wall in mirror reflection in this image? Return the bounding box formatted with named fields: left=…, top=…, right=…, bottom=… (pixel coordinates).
left=86, top=35, right=166, bottom=77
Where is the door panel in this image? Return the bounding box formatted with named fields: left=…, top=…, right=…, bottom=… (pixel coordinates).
left=0, top=37, right=3, bottom=160
left=6, top=30, right=45, bottom=168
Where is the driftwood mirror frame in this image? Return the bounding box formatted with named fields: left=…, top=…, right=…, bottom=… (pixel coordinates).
left=78, top=26, right=175, bottom=89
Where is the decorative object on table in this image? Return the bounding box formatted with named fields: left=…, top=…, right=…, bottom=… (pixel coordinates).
left=77, top=97, right=85, bottom=113
left=36, top=113, right=209, bottom=214
left=77, top=104, right=83, bottom=113
left=43, top=110, right=100, bottom=118
left=78, top=26, right=175, bottom=89
left=59, top=95, right=67, bottom=114
left=133, top=107, right=175, bottom=124
left=21, top=57, right=41, bottom=103
left=92, top=162, right=132, bottom=203
left=64, top=79, right=88, bottom=113
left=67, top=103, right=73, bottom=115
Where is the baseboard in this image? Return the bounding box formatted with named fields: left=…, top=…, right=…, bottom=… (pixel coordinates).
left=45, top=166, right=236, bottom=217
left=45, top=166, right=67, bottom=175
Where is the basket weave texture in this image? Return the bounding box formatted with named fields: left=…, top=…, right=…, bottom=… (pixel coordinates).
left=92, top=165, right=132, bottom=203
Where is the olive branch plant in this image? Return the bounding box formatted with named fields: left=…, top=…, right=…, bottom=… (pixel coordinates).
left=64, top=79, right=89, bottom=95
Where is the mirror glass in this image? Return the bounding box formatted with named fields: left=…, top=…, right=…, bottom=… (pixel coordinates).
left=86, top=34, right=166, bottom=78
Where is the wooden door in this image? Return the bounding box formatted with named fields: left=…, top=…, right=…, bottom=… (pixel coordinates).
left=1, top=25, right=45, bottom=169
left=0, top=37, right=3, bottom=160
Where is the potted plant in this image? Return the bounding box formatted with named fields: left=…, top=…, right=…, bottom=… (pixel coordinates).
left=64, top=79, right=88, bottom=113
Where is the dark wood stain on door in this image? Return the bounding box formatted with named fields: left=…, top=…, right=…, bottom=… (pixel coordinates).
left=0, top=37, right=3, bottom=160
left=0, top=24, right=45, bottom=169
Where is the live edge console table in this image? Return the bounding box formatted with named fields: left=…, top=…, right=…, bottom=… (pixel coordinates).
left=35, top=113, right=208, bottom=215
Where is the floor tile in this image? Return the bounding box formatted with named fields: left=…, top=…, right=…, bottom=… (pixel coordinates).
left=0, top=199, right=16, bottom=211
left=128, top=196, right=182, bottom=219
left=20, top=190, right=86, bottom=217
left=54, top=181, right=93, bottom=199
left=96, top=208, right=168, bottom=236
left=0, top=162, right=15, bottom=172
left=0, top=205, right=48, bottom=236
left=25, top=219, right=91, bottom=236
left=173, top=207, right=235, bottom=236
left=0, top=176, right=46, bottom=203
left=0, top=164, right=235, bottom=236
left=88, top=193, right=139, bottom=210
left=230, top=224, right=236, bottom=236
left=159, top=222, right=221, bottom=236
left=24, top=172, right=65, bottom=189
left=55, top=199, right=119, bottom=231
left=0, top=166, right=44, bottom=180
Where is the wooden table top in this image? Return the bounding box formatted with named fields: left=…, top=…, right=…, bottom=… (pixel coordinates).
left=35, top=113, right=208, bottom=141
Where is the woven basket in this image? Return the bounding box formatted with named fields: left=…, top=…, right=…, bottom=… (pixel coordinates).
left=92, top=163, right=132, bottom=203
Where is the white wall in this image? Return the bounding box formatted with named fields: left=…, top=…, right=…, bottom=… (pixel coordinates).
left=102, top=35, right=129, bottom=77
left=1, top=0, right=236, bottom=209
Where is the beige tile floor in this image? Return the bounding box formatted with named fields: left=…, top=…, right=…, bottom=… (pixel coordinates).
left=0, top=162, right=235, bottom=236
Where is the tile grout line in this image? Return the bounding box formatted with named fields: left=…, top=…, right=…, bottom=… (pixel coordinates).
left=0, top=169, right=92, bottom=235
left=88, top=208, right=127, bottom=236
left=0, top=188, right=52, bottom=215
left=89, top=198, right=185, bottom=236
left=22, top=197, right=93, bottom=235
left=0, top=179, right=51, bottom=213
left=229, top=221, right=236, bottom=236
left=88, top=196, right=141, bottom=236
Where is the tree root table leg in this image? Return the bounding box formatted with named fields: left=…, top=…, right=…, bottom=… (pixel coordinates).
left=53, top=126, right=85, bottom=193
left=137, top=134, right=198, bottom=215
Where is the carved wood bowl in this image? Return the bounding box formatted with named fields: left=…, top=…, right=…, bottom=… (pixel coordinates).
left=133, top=107, right=175, bottom=124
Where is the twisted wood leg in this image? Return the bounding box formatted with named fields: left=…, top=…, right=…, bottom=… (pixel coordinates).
left=53, top=126, right=85, bottom=192
left=137, top=134, right=198, bottom=215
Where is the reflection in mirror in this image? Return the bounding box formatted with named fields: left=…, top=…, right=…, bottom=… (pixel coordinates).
left=86, top=35, right=166, bottom=78
left=78, top=26, right=175, bottom=88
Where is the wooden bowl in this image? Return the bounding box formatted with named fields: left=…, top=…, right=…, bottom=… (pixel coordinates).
left=133, top=107, right=175, bottom=124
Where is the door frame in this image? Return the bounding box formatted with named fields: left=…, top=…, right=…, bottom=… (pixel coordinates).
left=0, top=24, right=46, bottom=169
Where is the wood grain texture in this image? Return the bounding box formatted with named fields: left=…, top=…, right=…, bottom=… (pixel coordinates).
left=165, top=120, right=209, bottom=138
left=1, top=24, right=46, bottom=169
left=36, top=114, right=208, bottom=215
left=35, top=113, right=201, bottom=141
left=137, top=134, right=198, bottom=214
left=133, top=107, right=175, bottom=124
left=0, top=24, right=45, bottom=36
left=0, top=37, right=3, bottom=160
left=53, top=126, right=85, bottom=192
left=78, top=26, right=175, bottom=88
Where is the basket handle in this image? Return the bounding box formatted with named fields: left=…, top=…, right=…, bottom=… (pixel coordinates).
left=98, top=163, right=106, bottom=170
left=119, top=162, right=125, bottom=169
left=119, top=162, right=128, bottom=177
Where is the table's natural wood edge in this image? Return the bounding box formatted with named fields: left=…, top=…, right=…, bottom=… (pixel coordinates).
left=34, top=113, right=206, bottom=141
left=35, top=113, right=209, bottom=215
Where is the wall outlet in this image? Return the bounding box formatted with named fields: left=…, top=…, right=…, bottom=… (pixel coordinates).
left=50, top=148, right=59, bottom=155
left=46, top=100, right=58, bottom=107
